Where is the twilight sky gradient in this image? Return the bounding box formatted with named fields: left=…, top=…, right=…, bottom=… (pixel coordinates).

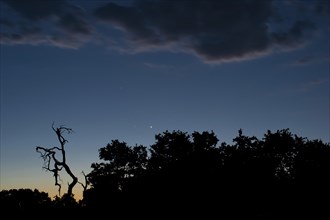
left=1, top=0, right=329, bottom=200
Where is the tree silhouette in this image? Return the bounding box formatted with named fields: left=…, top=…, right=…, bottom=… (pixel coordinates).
left=82, top=139, right=148, bottom=209
left=35, top=123, right=78, bottom=198
left=0, top=188, right=52, bottom=210
left=84, top=130, right=224, bottom=215
left=84, top=128, right=330, bottom=218
left=4, top=127, right=326, bottom=216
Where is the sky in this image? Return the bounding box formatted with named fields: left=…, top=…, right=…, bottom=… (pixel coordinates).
left=0, top=0, right=329, bottom=200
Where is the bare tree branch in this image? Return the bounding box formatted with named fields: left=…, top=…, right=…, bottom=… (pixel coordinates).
left=78, top=171, right=89, bottom=194
left=36, top=124, right=78, bottom=198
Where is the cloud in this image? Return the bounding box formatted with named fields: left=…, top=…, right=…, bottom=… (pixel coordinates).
left=291, top=55, right=330, bottom=66
left=0, top=0, right=93, bottom=48
left=93, top=0, right=319, bottom=63
left=281, top=77, right=329, bottom=96
left=293, top=56, right=315, bottom=66
left=0, top=0, right=325, bottom=63
left=271, top=20, right=316, bottom=48
left=297, top=78, right=329, bottom=93
left=144, top=62, right=173, bottom=69
left=314, top=0, right=330, bottom=16
left=2, top=0, right=66, bottom=20
left=93, top=0, right=273, bottom=62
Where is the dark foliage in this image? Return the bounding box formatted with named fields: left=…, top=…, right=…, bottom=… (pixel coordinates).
left=1, top=128, right=329, bottom=218
left=0, top=188, right=52, bottom=210
left=83, top=129, right=330, bottom=218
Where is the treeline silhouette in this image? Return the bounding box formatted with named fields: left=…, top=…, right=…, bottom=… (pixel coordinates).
left=1, top=129, right=329, bottom=218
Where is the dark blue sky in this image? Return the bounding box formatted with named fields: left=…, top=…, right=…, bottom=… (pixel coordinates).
left=1, top=0, right=329, bottom=200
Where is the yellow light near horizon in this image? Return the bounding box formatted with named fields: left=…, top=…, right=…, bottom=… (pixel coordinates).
left=1, top=172, right=84, bottom=201
left=48, top=187, right=83, bottom=201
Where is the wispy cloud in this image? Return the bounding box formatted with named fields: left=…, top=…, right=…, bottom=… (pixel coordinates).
left=144, top=62, right=173, bottom=69
left=0, top=0, right=328, bottom=63
left=293, top=56, right=315, bottom=65
left=291, top=78, right=329, bottom=94
left=291, top=55, right=330, bottom=66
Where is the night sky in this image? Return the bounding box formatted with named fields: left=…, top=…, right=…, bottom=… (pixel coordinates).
left=1, top=0, right=329, bottom=200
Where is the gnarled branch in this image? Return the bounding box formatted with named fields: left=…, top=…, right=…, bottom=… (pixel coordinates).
left=36, top=124, right=77, bottom=198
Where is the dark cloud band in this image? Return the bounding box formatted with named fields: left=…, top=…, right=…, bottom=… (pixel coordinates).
left=0, top=0, right=327, bottom=63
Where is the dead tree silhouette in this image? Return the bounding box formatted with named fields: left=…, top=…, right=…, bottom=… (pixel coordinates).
left=36, top=123, right=78, bottom=197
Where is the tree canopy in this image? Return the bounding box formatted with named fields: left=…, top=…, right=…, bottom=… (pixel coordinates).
left=83, top=128, right=330, bottom=218
left=1, top=128, right=329, bottom=218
